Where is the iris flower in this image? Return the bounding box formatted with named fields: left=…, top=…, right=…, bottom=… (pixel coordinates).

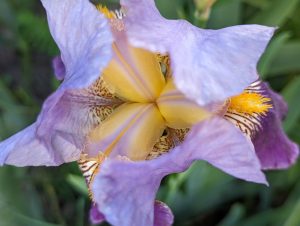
left=0, top=0, right=298, bottom=225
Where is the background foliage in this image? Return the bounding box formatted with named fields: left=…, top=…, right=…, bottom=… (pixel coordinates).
left=0, top=0, right=300, bottom=225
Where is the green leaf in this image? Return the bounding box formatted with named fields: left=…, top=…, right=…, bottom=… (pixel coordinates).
left=247, top=0, right=299, bottom=26
left=155, top=0, right=181, bottom=19
left=282, top=76, right=300, bottom=133
left=268, top=41, right=300, bottom=76
left=75, top=198, right=85, bottom=226
left=17, top=11, right=58, bottom=55
left=0, top=167, right=47, bottom=223
left=217, top=204, right=245, bottom=226
left=91, top=0, right=119, bottom=6
left=258, top=32, right=291, bottom=78
left=288, top=122, right=300, bottom=144
left=239, top=207, right=289, bottom=226
left=67, top=175, right=88, bottom=196
left=160, top=162, right=240, bottom=222
left=0, top=0, right=17, bottom=31
left=0, top=79, right=34, bottom=138
left=284, top=197, right=300, bottom=226
left=242, top=0, right=270, bottom=9
left=0, top=78, right=15, bottom=104
left=0, top=206, right=61, bottom=226
left=207, top=0, right=242, bottom=28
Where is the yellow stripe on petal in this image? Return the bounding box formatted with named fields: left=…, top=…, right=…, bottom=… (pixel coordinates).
left=102, top=43, right=165, bottom=102
left=129, top=46, right=166, bottom=98
left=102, top=51, right=148, bottom=102
left=88, top=103, right=166, bottom=160
left=157, top=80, right=210, bottom=129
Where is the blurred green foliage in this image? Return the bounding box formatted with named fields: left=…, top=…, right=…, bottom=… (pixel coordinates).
left=0, top=0, right=300, bottom=225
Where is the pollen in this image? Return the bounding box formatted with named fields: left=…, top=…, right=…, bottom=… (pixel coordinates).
left=228, top=91, right=272, bottom=116
left=96, top=5, right=115, bottom=19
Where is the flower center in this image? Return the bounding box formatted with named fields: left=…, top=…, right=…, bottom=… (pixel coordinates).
left=77, top=5, right=273, bottom=197
left=86, top=42, right=209, bottom=161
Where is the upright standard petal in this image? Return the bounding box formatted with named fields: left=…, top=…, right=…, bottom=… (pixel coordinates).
left=41, top=0, right=113, bottom=89
left=92, top=117, right=266, bottom=226
left=1, top=0, right=114, bottom=166
left=253, top=83, right=299, bottom=169
left=121, top=0, right=275, bottom=105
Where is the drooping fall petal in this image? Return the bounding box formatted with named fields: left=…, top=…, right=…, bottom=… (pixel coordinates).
left=0, top=123, right=79, bottom=166
left=92, top=117, right=266, bottom=226
left=253, top=83, right=299, bottom=169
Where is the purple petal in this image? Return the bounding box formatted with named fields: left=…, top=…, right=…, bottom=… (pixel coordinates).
left=121, top=0, right=275, bottom=105
left=42, top=0, right=113, bottom=89
left=88, top=201, right=173, bottom=226
left=92, top=117, right=266, bottom=226
left=90, top=203, right=106, bottom=225
left=253, top=83, right=299, bottom=169
left=52, top=55, right=66, bottom=80
left=92, top=160, right=161, bottom=226
left=34, top=90, right=99, bottom=165
left=0, top=123, right=78, bottom=166
left=182, top=118, right=267, bottom=184
left=154, top=201, right=174, bottom=226
left=1, top=0, right=114, bottom=166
